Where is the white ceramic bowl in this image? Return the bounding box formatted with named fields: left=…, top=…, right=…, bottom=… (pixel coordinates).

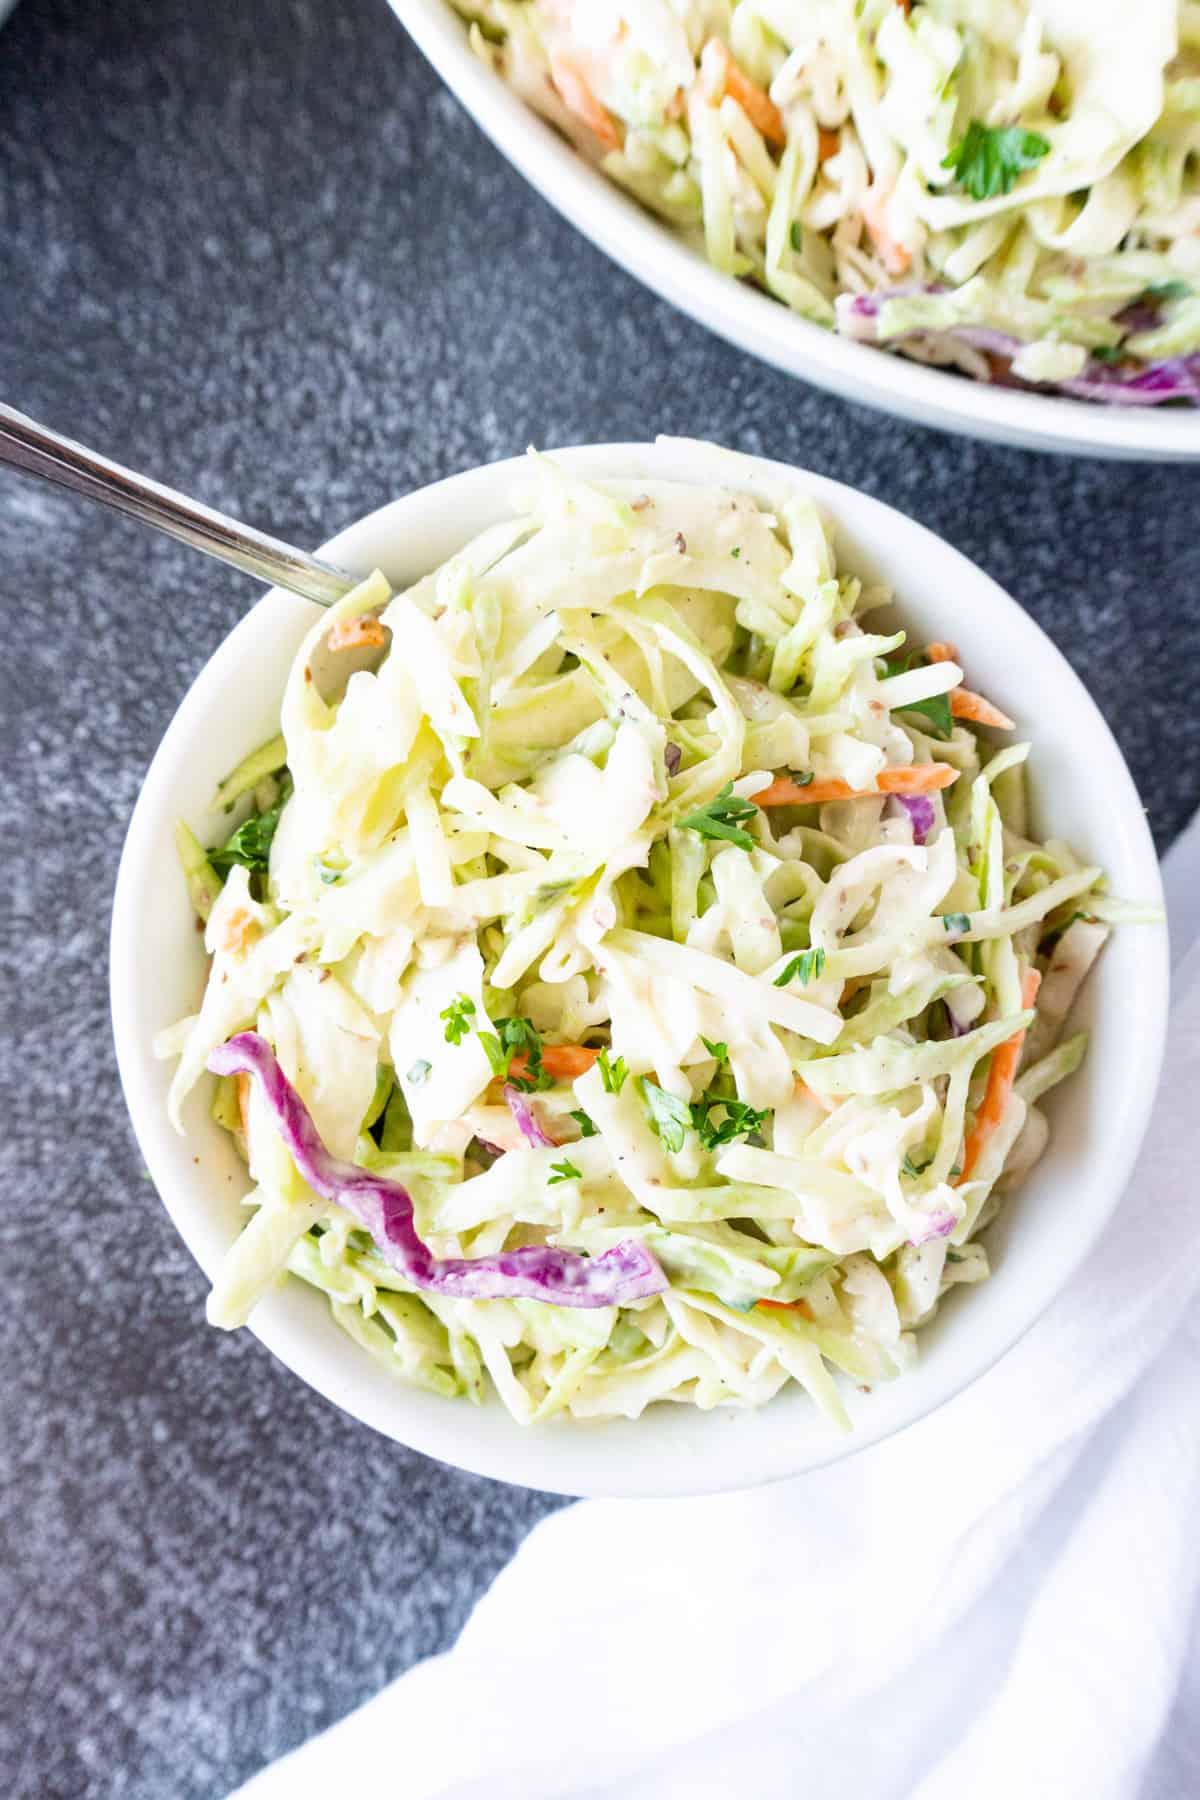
left=111, top=441, right=1168, bottom=1498
left=394, top=0, right=1200, bottom=463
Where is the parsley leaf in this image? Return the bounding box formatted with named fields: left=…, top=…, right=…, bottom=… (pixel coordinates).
left=701, top=1036, right=728, bottom=1065
left=479, top=1016, right=552, bottom=1090
left=942, top=912, right=972, bottom=935
left=774, top=946, right=826, bottom=987
left=208, top=787, right=289, bottom=879
left=548, top=1159, right=582, bottom=1185
left=406, top=1059, right=432, bottom=1086
left=439, top=994, right=476, bottom=1045
left=941, top=122, right=1050, bottom=200
left=315, top=854, right=347, bottom=885
left=789, top=220, right=803, bottom=252
left=901, top=1153, right=932, bottom=1179
left=1145, top=280, right=1190, bottom=303
left=787, top=769, right=815, bottom=787
left=639, top=1078, right=692, bottom=1153
left=569, top=1109, right=598, bottom=1138
left=900, top=691, right=953, bottom=739
left=598, top=1050, right=629, bottom=1095
left=884, top=652, right=952, bottom=739
left=678, top=782, right=758, bottom=852
left=691, top=1091, right=769, bottom=1152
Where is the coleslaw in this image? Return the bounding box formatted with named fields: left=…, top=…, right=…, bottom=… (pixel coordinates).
left=159, top=444, right=1142, bottom=1427
left=449, top=0, right=1200, bottom=406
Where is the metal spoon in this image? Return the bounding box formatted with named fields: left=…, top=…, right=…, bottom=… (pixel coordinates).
left=0, top=402, right=357, bottom=608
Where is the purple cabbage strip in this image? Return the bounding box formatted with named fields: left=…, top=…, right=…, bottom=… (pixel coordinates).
left=943, top=987, right=976, bottom=1039
left=835, top=290, right=1200, bottom=408
left=208, top=1033, right=665, bottom=1308
left=893, top=792, right=935, bottom=847
left=503, top=1083, right=557, bottom=1149
left=909, top=1206, right=957, bottom=1247
left=1055, top=356, right=1200, bottom=408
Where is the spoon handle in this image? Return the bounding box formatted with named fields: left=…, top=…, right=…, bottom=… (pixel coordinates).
left=0, top=402, right=357, bottom=608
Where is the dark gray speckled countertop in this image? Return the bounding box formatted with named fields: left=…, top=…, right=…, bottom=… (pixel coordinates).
left=2, top=3, right=1198, bottom=1796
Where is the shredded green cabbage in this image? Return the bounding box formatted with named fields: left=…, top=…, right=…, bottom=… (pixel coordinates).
left=453, top=1, right=1198, bottom=397
left=161, top=445, right=1145, bottom=1428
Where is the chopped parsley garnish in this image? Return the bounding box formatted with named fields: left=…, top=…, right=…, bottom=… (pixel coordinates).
left=901, top=692, right=952, bottom=739
left=639, top=1078, right=692, bottom=1153
left=786, top=769, right=814, bottom=787
left=208, top=787, right=289, bottom=879
left=598, top=1049, right=629, bottom=1095
left=569, top=1109, right=598, bottom=1138
left=730, top=546, right=741, bottom=559
left=314, top=854, right=346, bottom=885
left=548, top=1159, right=582, bottom=1185
left=774, top=946, right=826, bottom=987
left=885, top=652, right=952, bottom=738
left=942, top=912, right=972, bottom=935
left=789, top=220, right=803, bottom=252
left=1145, top=280, right=1190, bottom=303
left=406, top=1059, right=432, bottom=1087
left=1090, top=346, right=1123, bottom=365
left=691, top=1090, right=769, bottom=1152
left=689, top=1037, right=769, bottom=1148
left=941, top=122, right=1050, bottom=200
left=678, top=782, right=758, bottom=852
left=439, top=993, right=476, bottom=1045
left=478, top=1015, right=552, bottom=1090
left=902, top=1153, right=932, bottom=1179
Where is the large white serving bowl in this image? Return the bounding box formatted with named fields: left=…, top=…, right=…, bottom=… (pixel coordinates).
left=111, top=440, right=1168, bottom=1498
left=394, top=0, right=1200, bottom=463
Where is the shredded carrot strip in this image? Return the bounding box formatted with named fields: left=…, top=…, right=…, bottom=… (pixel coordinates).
left=753, top=764, right=958, bottom=807
left=549, top=53, right=624, bottom=152
left=218, top=907, right=260, bottom=957
left=958, top=969, right=1042, bottom=1183
left=701, top=38, right=786, bottom=147
left=794, top=1076, right=837, bottom=1114
left=924, top=644, right=1014, bottom=727
left=328, top=615, right=387, bottom=652
left=510, top=1044, right=602, bottom=1084
left=875, top=766, right=960, bottom=795
left=950, top=688, right=1015, bottom=731
left=757, top=1297, right=815, bottom=1315
left=861, top=184, right=912, bottom=278
left=817, top=127, right=840, bottom=162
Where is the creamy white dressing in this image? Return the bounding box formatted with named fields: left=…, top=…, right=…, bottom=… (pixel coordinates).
left=165, top=449, right=1112, bottom=1426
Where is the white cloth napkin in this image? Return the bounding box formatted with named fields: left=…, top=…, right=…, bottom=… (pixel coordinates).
left=238, top=813, right=1200, bottom=1800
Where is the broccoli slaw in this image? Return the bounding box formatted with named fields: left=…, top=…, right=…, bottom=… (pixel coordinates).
left=158, top=445, right=1142, bottom=1428
left=449, top=0, right=1200, bottom=406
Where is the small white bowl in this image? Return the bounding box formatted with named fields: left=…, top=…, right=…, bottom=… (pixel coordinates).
left=394, top=0, right=1200, bottom=463
left=111, top=441, right=1168, bottom=1498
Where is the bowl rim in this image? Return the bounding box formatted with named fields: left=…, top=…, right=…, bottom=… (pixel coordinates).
left=110, top=440, right=1169, bottom=1497
left=394, top=0, right=1200, bottom=464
